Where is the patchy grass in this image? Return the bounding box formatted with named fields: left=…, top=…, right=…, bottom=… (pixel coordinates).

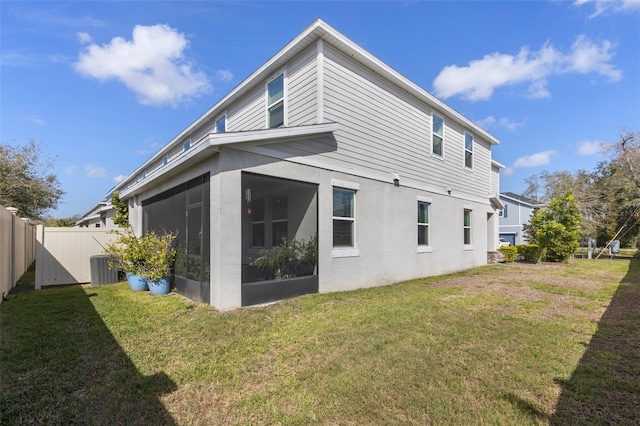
left=1, top=258, right=638, bottom=424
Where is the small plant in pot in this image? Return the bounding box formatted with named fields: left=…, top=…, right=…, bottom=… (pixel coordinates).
left=137, top=231, right=177, bottom=296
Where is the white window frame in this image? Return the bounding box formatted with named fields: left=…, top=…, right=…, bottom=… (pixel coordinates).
left=215, top=114, right=226, bottom=133
left=183, top=139, right=191, bottom=151
left=463, top=207, right=473, bottom=248
left=417, top=196, right=432, bottom=253
left=331, top=179, right=360, bottom=258
left=266, top=70, right=286, bottom=129
left=162, top=155, right=169, bottom=166
left=464, top=132, right=473, bottom=169
left=432, top=113, right=444, bottom=158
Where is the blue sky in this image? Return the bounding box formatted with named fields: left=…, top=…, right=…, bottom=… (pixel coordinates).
left=2, top=1, right=639, bottom=218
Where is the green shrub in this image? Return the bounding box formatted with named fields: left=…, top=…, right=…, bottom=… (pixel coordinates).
left=499, top=246, right=517, bottom=262
left=517, top=244, right=540, bottom=262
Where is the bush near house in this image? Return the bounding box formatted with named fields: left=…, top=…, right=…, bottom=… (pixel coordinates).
left=498, top=246, right=517, bottom=262
left=517, top=244, right=540, bottom=262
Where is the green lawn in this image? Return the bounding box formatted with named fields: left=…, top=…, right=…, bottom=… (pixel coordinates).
left=1, top=257, right=639, bottom=425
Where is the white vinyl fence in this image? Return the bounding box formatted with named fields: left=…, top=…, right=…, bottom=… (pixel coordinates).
left=1, top=205, right=36, bottom=301
left=35, top=225, right=119, bottom=288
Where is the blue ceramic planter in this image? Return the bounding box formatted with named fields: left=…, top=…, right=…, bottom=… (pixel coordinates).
left=127, top=273, right=148, bottom=291
left=148, top=277, right=170, bottom=296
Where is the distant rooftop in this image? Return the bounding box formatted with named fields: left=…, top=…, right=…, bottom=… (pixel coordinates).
left=501, top=192, right=545, bottom=207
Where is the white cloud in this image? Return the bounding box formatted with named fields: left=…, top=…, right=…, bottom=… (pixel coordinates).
left=64, top=165, right=78, bottom=175
left=574, top=0, right=640, bottom=18
left=77, top=32, right=92, bottom=44
left=476, top=116, right=524, bottom=131
left=577, top=140, right=604, bottom=155
left=113, top=174, right=127, bottom=183
left=17, top=114, right=45, bottom=125
left=503, top=167, right=515, bottom=177
left=85, top=164, right=107, bottom=178
left=74, top=24, right=212, bottom=106
left=433, top=35, right=621, bottom=101
left=513, top=150, right=558, bottom=168
left=215, top=69, right=234, bottom=82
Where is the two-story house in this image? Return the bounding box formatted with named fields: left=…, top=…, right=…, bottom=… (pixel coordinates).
left=109, top=19, right=504, bottom=310
left=498, top=192, right=545, bottom=246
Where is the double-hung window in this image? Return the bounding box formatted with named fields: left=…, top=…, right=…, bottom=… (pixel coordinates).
left=267, top=73, right=284, bottom=128
left=464, top=133, right=473, bottom=169
left=463, top=209, right=472, bottom=245
left=418, top=201, right=430, bottom=246
left=432, top=113, right=444, bottom=157
left=333, top=188, right=355, bottom=247
left=216, top=115, right=226, bottom=133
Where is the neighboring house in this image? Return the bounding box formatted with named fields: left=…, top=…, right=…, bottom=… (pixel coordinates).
left=76, top=201, right=116, bottom=229
left=109, top=19, right=504, bottom=310
left=498, top=192, right=546, bottom=246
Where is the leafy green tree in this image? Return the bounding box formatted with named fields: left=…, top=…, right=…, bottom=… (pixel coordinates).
left=524, top=191, right=581, bottom=263
left=111, top=191, right=129, bottom=227
left=42, top=216, right=80, bottom=227
left=0, top=139, right=64, bottom=219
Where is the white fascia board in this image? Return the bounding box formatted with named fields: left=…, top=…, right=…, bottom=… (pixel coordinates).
left=201, top=122, right=338, bottom=147
left=491, top=159, right=506, bottom=169
left=499, top=193, right=545, bottom=208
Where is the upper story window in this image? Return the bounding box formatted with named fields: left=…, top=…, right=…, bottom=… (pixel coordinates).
left=333, top=187, right=355, bottom=247
left=464, top=133, right=473, bottom=169
left=418, top=201, right=430, bottom=246
left=163, top=155, right=169, bottom=165
left=216, top=115, right=226, bottom=133
left=502, top=204, right=508, bottom=218
left=267, top=73, right=285, bottom=128
left=183, top=139, right=191, bottom=151
left=463, top=209, right=472, bottom=245
left=432, top=113, right=444, bottom=157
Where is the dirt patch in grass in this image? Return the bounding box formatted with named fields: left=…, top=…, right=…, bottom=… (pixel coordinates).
left=430, top=262, right=611, bottom=322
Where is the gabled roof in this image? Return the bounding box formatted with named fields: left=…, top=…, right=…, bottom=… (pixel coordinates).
left=110, top=18, right=500, bottom=197
left=500, top=192, right=545, bottom=207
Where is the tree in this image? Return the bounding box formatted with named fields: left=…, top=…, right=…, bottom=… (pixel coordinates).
left=0, top=139, right=64, bottom=219
left=42, top=216, right=80, bottom=227
left=111, top=191, right=130, bottom=227
left=523, top=191, right=581, bottom=263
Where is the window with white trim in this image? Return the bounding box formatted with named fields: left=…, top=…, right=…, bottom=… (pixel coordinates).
left=333, top=187, right=355, bottom=247
left=464, top=133, right=473, bottom=169
left=267, top=73, right=284, bottom=128
left=463, top=209, right=472, bottom=245
left=432, top=113, right=444, bottom=157
left=418, top=201, right=430, bottom=246
left=163, top=155, right=168, bottom=165
left=251, top=198, right=265, bottom=247
left=271, top=194, right=288, bottom=246
left=216, top=115, right=226, bottom=133
left=183, top=139, right=191, bottom=151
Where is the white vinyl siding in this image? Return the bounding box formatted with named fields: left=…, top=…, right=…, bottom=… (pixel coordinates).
left=317, top=44, right=492, bottom=197
left=287, top=45, right=317, bottom=126
left=228, top=85, right=265, bottom=131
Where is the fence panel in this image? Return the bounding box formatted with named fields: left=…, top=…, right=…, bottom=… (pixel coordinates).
left=1, top=205, right=37, bottom=300
left=35, top=226, right=118, bottom=288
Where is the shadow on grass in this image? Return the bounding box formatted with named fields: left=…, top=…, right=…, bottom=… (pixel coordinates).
left=0, top=283, right=176, bottom=425
left=550, top=257, right=640, bottom=424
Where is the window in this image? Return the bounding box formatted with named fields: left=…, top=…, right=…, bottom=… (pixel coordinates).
left=216, top=115, right=226, bottom=133
left=271, top=194, right=288, bottom=246
left=503, top=204, right=508, bottom=218
left=251, top=199, right=265, bottom=247
left=432, top=113, right=444, bottom=157
left=183, top=139, right=191, bottom=151
left=418, top=201, right=430, bottom=246
left=333, top=188, right=355, bottom=247
left=267, top=73, right=284, bottom=128
left=463, top=209, right=472, bottom=245
left=464, top=133, right=473, bottom=168
left=163, top=155, right=168, bottom=165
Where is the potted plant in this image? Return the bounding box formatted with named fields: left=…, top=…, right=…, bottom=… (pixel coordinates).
left=104, top=229, right=149, bottom=291
left=137, top=231, right=176, bottom=296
